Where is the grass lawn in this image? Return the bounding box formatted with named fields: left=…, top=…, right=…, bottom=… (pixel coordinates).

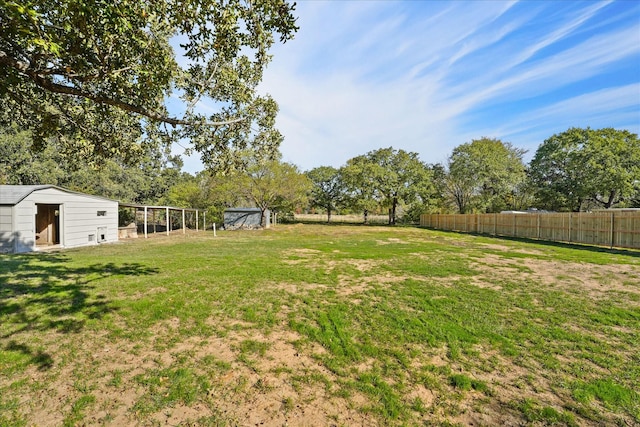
left=1, top=224, right=639, bottom=426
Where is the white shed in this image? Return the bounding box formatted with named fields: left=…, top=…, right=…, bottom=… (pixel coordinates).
left=0, top=185, right=118, bottom=254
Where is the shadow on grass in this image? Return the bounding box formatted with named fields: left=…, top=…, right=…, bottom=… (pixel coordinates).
left=4, top=340, right=54, bottom=371
left=0, top=252, right=159, bottom=370
left=419, top=227, right=640, bottom=258
left=283, top=220, right=394, bottom=227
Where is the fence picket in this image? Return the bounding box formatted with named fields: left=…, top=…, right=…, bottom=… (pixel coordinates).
left=420, top=211, right=640, bottom=249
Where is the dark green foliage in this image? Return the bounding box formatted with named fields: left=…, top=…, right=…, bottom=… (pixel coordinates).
left=0, top=128, right=63, bottom=185
left=341, top=147, right=432, bottom=224
left=0, top=127, right=183, bottom=203
left=529, top=127, right=640, bottom=211
left=446, top=137, right=527, bottom=213
left=306, top=166, right=348, bottom=222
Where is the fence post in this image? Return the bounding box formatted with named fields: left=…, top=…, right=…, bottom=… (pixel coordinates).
left=494, top=213, right=497, bottom=235
left=610, top=211, right=615, bottom=249
left=568, top=213, right=572, bottom=243
left=513, top=214, right=516, bottom=237
left=536, top=214, right=540, bottom=240
left=182, top=209, right=186, bottom=234
left=144, top=206, right=148, bottom=239
left=166, top=207, right=170, bottom=235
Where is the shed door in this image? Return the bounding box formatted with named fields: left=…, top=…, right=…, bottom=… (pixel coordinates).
left=35, top=204, right=60, bottom=246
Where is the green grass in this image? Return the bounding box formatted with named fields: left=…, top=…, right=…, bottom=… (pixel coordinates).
left=1, top=224, right=639, bottom=425
left=63, top=394, right=95, bottom=427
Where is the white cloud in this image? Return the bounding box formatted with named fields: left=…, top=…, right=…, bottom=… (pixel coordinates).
left=507, top=0, right=613, bottom=67
left=470, top=84, right=640, bottom=160
left=437, top=21, right=640, bottom=115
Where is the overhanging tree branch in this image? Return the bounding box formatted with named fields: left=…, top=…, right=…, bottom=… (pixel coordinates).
left=0, top=50, right=245, bottom=128
left=0, top=0, right=298, bottom=167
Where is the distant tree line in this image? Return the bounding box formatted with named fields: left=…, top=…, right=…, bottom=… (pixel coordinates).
left=2, top=126, right=638, bottom=225
left=0, top=127, right=184, bottom=204
left=304, top=128, right=639, bottom=223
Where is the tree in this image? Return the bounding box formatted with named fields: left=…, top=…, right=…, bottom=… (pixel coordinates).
left=403, top=162, right=450, bottom=220
left=426, top=163, right=456, bottom=213
left=58, top=148, right=183, bottom=204
left=306, top=166, right=346, bottom=222
left=529, top=128, right=640, bottom=211
left=0, top=128, right=63, bottom=185
left=341, top=159, right=379, bottom=224
left=167, top=176, right=205, bottom=210
left=630, top=186, right=640, bottom=208
left=342, top=148, right=431, bottom=225
left=220, top=157, right=310, bottom=226
left=0, top=125, right=183, bottom=204
left=446, top=138, right=527, bottom=213
left=0, top=0, right=298, bottom=169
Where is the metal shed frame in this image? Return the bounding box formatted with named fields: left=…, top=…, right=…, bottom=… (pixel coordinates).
left=119, top=203, right=206, bottom=238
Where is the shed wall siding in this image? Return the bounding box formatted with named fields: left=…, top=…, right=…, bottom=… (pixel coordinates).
left=0, top=206, right=14, bottom=253
left=23, top=188, right=118, bottom=249
left=61, top=202, right=118, bottom=247
left=0, top=207, right=11, bottom=229
left=14, top=201, right=35, bottom=253
left=223, top=209, right=269, bottom=229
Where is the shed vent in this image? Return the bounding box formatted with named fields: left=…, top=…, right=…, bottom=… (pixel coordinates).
left=97, top=227, right=107, bottom=243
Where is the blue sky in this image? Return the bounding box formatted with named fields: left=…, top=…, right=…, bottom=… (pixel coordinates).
left=180, top=0, right=640, bottom=173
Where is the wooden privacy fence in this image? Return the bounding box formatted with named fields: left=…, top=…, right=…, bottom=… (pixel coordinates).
left=420, top=211, right=640, bottom=249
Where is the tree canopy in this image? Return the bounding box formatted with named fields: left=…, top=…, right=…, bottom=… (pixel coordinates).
left=306, top=166, right=346, bottom=222
left=446, top=138, right=527, bottom=213
left=342, top=148, right=431, bottom=224
left=529, top=127, right=640, bottom=211
left=0, top=0, right=298, bottom=169
left=0, top=126, right=183, bottom=203
left=0, top=128, right=63, bottom=185
left=218, top=156, right=310, bottom=226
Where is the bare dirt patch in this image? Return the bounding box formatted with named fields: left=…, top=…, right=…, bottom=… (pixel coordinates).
left=376, top=237, right=410, bottom=245
left=477, top=242, right=546, bottom=256
left=471, top=254, right=640, bottom=299
left=265, top=281, right=329, bottom=294
left=5, top=325, right=376, bottom=426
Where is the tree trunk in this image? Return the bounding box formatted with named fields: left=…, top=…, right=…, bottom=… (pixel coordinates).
left=363, top=209, right=368, bottom=224
left=390, top=197, right=398, bottom=225
left=604, top=190, right=617, bottom=209
left=573, top=198, right=583, bottom=212
left=260, top=208, right=267, bottom=228
left=327, top=207, right=332, bottom=223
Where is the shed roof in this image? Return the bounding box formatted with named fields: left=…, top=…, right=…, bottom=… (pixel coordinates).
left=224, top=207, right=263, bottom=213
left=0, top=185, right=116, bottom=206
